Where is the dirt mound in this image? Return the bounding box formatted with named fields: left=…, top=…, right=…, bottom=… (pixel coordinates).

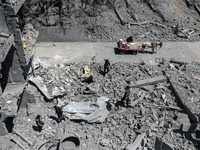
left=21, top=0, right=200, bottom=42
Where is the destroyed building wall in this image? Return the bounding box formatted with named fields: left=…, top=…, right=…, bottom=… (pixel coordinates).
left=0, top=0, right=38, bottom=137
left=0, top=1, right=39, bottom=93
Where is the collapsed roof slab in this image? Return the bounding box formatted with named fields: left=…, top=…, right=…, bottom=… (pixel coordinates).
left=169, top=79, right=199, bottom=123
left=130, top=75, right=167, bottom=88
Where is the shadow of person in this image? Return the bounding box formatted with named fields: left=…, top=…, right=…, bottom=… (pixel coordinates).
left=98, top=67, right=105, bottom=76
left=32, top=125, right=40, bottom=132
left=115, top=100, right=124, bottom=107
left=49, top=115, right=59, bottom=123
left=138, top=50, right=154, bottom=54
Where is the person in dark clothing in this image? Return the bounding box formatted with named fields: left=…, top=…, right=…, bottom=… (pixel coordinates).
left=35, top=115, right=44, bottom=132
left=54, top=106, right=64, bottom=123
left=121, top=85, right=131, bottom=107
left=104, top=59, right=110, bottom=76
left=126, top=36, right=133, bottom=42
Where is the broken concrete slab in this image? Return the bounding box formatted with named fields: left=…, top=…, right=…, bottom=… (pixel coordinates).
left=125, top=133, right=145, bottom=150
left=27, top=103, right=43, bottom=116
left=51, top=86, right=67, bottom=98
left=168, top=79, right=199, bottom=123
left=130, top=76, right=167, bottom=88
left=170, top=58, right=190, bottom=65
left=181, top=123, right=198, bottom=132
left=83, top=82, right=100, bottom=94
left=99, top=138, right=111, bottom=147
left=13, top=129, right=33, bottom=146
left=28, top=76, right=52, bottom=100
left=24, top=55, right=41, bottom=76
left=20, top=86, right=36, bottom=108
left=11, top=135, right=26, bottom=150
left=155, top=137, right=173, bottom=150
left=130, top=93, right=146, bottom=107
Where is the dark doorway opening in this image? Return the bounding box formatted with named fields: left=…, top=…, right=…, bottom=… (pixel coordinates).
left=3, top=117, right=14, bottom=133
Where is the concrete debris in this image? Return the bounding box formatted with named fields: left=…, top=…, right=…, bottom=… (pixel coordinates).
left=130, top=75, right=167, bottom=88
left=1, top=57, right=200, bottom=150
left=11, top=135, right=26, bottom=150
left=83, top=82, right=100, bottom=94
left=99, top=138, right=111, bottom=147
left=168, top=78, right=199, bottom=123
left=155, top=137, right=174, bottom=150
left=28, top=76, right=52, bottom=100
left=181, top=123, right=198, bottom=132
left=0, top=0, right=199, bottom=149
left=170, top=58, right=190, bottom=65
left=13, top=129, right=32, bottom=146
left=130, top=93, right=146, bottom=107
left=125, top=133, right=145, bottom=150
left=26, top=55, right=41, bottom=76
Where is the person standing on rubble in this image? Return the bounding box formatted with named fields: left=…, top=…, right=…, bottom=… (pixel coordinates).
left=35, top=115, right=44, bottom=132
left=54, top=106, right=64, bottom=123
left=121, top=85, right=131, bottom=108
left=104, top=59, right=110, bottom=76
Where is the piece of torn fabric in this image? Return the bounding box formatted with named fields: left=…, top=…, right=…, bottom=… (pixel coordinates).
left=62, top=96, right=111, bottom=123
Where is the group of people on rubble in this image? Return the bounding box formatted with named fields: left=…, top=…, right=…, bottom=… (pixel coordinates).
left=103, top=59, right=131, bottom=108
left=35, top=59, right=131, bottom=131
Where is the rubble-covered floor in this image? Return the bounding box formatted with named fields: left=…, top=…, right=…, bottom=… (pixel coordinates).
left=0, top=57, right=200, bottom=150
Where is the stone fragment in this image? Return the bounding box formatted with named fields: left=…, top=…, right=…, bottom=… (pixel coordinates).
left=99, top=139, right=110, bottom=147
left=125, top=133, right=145, bottom=150
left=155, top=137, right=173, bottom=150
left=28, top=76, right=52, bottom=100
left=181, top=123, right=198, bottom=132
left=169, top=79, right=198, bottom=123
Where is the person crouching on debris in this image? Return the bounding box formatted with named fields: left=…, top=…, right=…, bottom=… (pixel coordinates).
left=35, top=115, right=44, bottom=132
left=104, top=59, right=110, bottom=76
left=54, top=106, right=64, bottom=123
left=121, top=85, right=131, bottom=108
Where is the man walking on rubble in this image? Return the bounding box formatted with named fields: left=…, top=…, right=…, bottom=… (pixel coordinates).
left=54, top=106, right=64, bottom=123
left=35, top=115, right=44, bottom=132
left=121, top=85, right=131, bottom=108
left=104, top=59, right=110, bottom=76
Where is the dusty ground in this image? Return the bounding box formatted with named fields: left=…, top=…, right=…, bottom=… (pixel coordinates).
left=34, top=41, right=200, bottom=64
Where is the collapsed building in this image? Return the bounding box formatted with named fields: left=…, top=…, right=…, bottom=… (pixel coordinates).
left=1, top=52, right=200, bottom=149
left=0, top=0, right=38, bottom=135
left=0, top=0, right=200, bottom=150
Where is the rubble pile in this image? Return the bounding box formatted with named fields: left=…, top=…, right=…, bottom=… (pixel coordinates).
left=21, top=24, right=39, bottom=57
left=21, top=0, right=200, bottom=42
left=0, top=57, right=199, bottom=149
